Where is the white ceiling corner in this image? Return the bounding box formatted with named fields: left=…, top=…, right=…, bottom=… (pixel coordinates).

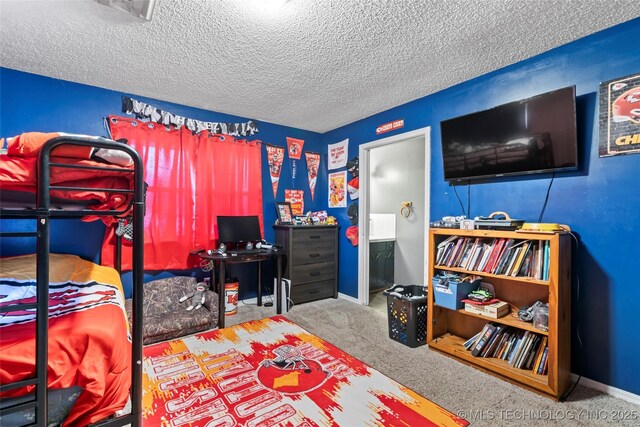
left=0, top=0, right=638, bottom=133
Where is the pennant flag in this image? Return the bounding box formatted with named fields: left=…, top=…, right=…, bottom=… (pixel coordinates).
left=305, top=151, right=320, bottom=201
left=266, top=144, right=285, bottom=198
left=286, top=137, right=305, bottom=160
left=286, top=137, right=305, bottom=185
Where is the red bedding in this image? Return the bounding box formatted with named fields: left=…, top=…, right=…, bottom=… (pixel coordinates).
left=0, top=132, right=135, bottom=223
left=0, top=254, right=131, bottom=426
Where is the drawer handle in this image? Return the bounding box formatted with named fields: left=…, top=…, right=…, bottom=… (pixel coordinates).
left=309, top=253, right=320, bottom=258
left=309, top=235, right=321, bottom=239
left=309, top=289, right=320, bottom=294
left=310, top=272, right=321, bottom=276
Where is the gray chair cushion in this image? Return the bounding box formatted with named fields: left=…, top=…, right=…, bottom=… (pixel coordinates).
left=0, top=386, right=82, bottom=427
left=125, top=276, right=219, bottom=345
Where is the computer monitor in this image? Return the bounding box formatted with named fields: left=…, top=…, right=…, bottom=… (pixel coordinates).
left=217, top=215, right=262, bottom=244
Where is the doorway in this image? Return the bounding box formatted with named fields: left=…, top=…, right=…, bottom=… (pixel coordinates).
left=358, top=127, right=430, bottom=306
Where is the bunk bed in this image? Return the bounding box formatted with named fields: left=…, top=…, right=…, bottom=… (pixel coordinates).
left=0, top=134, right=145, bottom=426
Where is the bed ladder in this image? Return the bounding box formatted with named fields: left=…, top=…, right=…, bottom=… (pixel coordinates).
left=0, top=217, right=50, bottom=426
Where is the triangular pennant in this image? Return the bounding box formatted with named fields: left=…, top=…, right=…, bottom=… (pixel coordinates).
left=305, top=151, right=320, bottom=201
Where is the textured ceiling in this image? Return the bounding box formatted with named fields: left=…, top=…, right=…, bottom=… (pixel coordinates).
left=1, top=0, right=638, bottom=133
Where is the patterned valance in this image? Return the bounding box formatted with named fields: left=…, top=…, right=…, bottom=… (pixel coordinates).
left=121, top=96, right=259, bottom=136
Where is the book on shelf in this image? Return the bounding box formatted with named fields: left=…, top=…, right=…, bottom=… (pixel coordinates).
left=543, top=241, right=550, bottom=280
left=437, top=235, right=458, bottom=249
left=436, top=238, right=457, bottom=265
left=458, top=238, right=475, bottom=269
left=494, top=239, right=515, bottom=275
left=483, top=238, right=505, bottom=273
left=507, top=331, right=525, bottom=365
left=481, top=325, right=506, bottom=357
left=537, top=347, right=549, bottom=375
left=446, top=238, right=465, bottom=267
left=453, top=237, right=472, bottom=267
left=471, top=323, right=496, bottom=357
left=463, top=331, right=482, bottom=350
left=524, top=336, right=543, bottom=370
left=512, top=241, right=531, bottom=276
left=532, top=336, right=548, bottom=373
left=476, top=241, right=495, bottom=271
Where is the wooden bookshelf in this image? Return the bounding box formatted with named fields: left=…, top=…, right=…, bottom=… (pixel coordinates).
left=427, top=228, right=571, bottom=399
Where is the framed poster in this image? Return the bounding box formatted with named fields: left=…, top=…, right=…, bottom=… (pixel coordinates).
left=275, top=202, right=293, bottom=225
left=599, top=73, right=640, bottom=157
left=285, top=189, right=304, bottom=215
left=328, top=171, right=347, bottom=208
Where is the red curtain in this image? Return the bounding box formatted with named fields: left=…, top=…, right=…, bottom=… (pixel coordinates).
left=102, top=116, right=263, bottom=270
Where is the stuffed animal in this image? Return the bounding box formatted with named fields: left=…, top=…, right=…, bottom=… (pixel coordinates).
left=179, top=282, right=207, bottom=311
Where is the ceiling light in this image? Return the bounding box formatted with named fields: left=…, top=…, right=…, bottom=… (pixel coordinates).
left=94, top=0, right=157, bottom=21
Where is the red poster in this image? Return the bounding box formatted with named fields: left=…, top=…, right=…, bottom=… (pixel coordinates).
left=305, top=152, right=320, bottom=201
left=285, top=189, right=304, bottom=215
left=266, top=144, right=285, bottom=197
left=286, top=137, right=304, bottom=160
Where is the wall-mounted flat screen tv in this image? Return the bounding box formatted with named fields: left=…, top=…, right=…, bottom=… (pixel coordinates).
left=440, top=86, right=577, bottom=182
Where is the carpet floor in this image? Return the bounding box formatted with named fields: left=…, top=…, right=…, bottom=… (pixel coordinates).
left=225, top=298, right=639, bottom=426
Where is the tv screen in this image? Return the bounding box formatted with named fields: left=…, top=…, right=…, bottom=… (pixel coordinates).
left=440, top=86, right=577, bottom=182
left=217, top=216, right=262, bottom=243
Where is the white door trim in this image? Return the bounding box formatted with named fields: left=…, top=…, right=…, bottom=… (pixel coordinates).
left=358, top=127, right=431, bottom=305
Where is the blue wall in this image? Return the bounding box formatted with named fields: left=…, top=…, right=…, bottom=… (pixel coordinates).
left=322, top=18, right=640, bottom=395
left=0, top=68, right=325, bottom=299
left=2, top=18, right=639, bottom=395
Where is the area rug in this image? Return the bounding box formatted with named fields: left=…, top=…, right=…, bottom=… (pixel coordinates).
left=142, top=316, right=468, bottom=427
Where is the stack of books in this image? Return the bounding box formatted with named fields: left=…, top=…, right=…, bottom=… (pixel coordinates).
left=463, top=323, right=549, bottom=374
left=435, top=237, right=551, bottom=280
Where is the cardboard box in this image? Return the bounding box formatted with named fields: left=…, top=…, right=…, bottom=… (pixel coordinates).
left=464, top=301, right=509, bottom=319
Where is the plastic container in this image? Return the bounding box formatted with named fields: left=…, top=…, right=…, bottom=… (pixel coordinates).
left=432, top=272, right=480, bottom=310
left=224, top=281, right=239, bottom=316
left=383, top=284, right=428, bottom=348
left=533, top=304, right=549, bottom=332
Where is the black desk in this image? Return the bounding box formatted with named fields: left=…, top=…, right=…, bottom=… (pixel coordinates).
left=194, top=249, right=284, bottom=328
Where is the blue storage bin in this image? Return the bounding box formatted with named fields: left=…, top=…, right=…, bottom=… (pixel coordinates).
left=432, top=273, right=480, bottom=310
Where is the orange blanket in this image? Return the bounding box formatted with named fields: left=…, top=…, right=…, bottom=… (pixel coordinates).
left=0, top=132, right=135, bottom=223
left=0, top=254, right=131, bottom=426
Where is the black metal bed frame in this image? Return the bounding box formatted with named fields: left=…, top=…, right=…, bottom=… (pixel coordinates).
left=0, top=136, right=144, bottom=426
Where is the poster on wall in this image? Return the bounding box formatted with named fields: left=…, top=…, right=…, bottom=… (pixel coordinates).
left=285, top=189, right=305, bottom=215
left=328, top=171, right=347, bottom=208
left=266, top=144, right=285, bottom=197
left=599, top=73, right=640, bottom=157
left=305, top=151, right=320, bottom=201
left=328, top=139, right=348, bottom=170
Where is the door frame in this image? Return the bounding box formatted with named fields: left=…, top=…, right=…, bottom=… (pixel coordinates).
left=358, top=127, right=431, bottom=305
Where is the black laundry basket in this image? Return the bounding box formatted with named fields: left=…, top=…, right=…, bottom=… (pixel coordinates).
left=383, top=284, right=428, bottom=348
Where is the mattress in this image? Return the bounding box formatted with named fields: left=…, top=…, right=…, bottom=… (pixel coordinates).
left=0, top=254, right=131, bottom=426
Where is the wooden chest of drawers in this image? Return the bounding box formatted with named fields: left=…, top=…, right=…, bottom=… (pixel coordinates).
left=273, top=225, right=339, bottom=305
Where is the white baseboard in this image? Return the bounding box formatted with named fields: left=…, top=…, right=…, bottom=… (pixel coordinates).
left=571, top=374, right=640, bottom=405
left=338, top=292, right=360, bottom=304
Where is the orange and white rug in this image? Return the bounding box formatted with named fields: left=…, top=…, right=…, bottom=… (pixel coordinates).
left=143, top=316, right=468, bottom=427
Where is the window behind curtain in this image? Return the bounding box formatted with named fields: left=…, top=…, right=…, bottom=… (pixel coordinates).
left=102, top=116, right=263, bottom=270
